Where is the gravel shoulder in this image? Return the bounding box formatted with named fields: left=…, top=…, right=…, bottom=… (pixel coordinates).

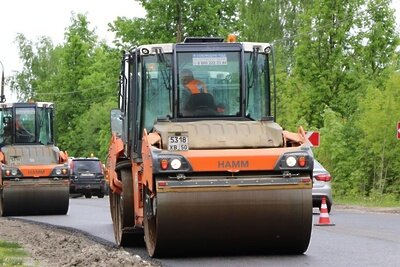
left=0, top=217, right=158, bottom=267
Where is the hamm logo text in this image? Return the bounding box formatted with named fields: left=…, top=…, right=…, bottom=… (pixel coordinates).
left=217, top=160, right=249, bottom=169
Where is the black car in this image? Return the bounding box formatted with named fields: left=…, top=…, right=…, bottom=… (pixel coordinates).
left=69, top=157, right=105, bottom=198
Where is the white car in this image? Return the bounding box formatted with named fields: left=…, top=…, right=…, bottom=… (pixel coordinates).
left=312, top=159, right=333, bottom=213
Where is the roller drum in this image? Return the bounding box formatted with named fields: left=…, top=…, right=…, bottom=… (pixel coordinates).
left=146, top=185, right=312, bottom=256
left=1, top=179, right=69, bottom=216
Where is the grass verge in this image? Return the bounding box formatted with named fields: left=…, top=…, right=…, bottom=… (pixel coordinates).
left=334, top=195, right=400, bottom=208
left=0, top=240, right=28, bottom=266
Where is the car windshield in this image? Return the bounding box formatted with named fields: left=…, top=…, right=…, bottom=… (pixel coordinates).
left=73, top=160, right=101, bottom=173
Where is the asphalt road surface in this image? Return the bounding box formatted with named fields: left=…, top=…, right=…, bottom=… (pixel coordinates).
left=15, top=197, right=400, bottom=267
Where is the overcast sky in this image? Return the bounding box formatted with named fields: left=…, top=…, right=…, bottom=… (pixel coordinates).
left=0, top=0, right=145, bottom=75
left=1, top=0, right=400, bottom=78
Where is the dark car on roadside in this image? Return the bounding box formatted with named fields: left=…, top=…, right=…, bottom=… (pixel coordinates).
left=313, top=159, right=333, bottom=213
left=69, top=157, right=106, bottom=198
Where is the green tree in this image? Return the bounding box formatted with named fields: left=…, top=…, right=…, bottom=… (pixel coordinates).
left=354, top=73, right=400, bottom=199
left=239, top=0, right=312, bottom=72
left=316, top=108, right=363, bottom=197
left=357, top=0, right=399, bottom=83
left=109, top=0, right=240, bottom=47
left=67, top=100, right=116, bottom=160
left=58, top=42, right=119, bottom=159
left=292, top=0, right=366, bottom=127
left=10, top=13, right=119, bottom=159
left=53, top=14, right=119, bottom=158
left=10, top=34, right=58, bottom=100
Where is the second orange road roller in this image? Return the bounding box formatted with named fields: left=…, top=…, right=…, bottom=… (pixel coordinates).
left=0, top=101, right=70, bottom=216
left=106, top=36, right=314, bottom=257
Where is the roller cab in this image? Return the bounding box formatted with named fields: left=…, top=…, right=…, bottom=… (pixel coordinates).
left=106, top=37, right=314, bottom=257
left=0, top=102, right=70, bottom=216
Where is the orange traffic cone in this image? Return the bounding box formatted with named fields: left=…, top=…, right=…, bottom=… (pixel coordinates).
left=314, top=196, right=335, bottom=226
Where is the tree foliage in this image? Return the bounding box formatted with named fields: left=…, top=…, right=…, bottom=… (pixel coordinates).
left=109, top=0, right=240, bottom=47
left=355, top=73, right=400, bottom=197
left=240, top=0, right=312, bottom=71
left=241, top=0, right=399, bottom=200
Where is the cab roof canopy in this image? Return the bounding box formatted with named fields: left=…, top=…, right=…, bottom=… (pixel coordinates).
left=183, top=37, right=224, bottom=43
left=0, top=102, right=54, bottom=108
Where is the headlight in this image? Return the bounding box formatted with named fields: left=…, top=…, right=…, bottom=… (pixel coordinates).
left=154, top=152, right=192, bottom=173
left=51, top=167, right=69, bottom=176
left=286, top=156, right=297, bottom=167
left=277, top=152, right=312, bottom=171
left=170, top=159, right=182, bottom=170
left=3, top=168, right=21, bottom=177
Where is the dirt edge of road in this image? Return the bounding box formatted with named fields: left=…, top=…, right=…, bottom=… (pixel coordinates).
left=333, top=204, right=400, bottom=214
left=0, top=217, right=160, bottom=267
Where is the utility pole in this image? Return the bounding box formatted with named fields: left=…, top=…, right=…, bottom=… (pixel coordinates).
left=0, top=60, right=6, bottom=103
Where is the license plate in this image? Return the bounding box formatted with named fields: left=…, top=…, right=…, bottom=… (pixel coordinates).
left=168, top=135, right=189, bottom=151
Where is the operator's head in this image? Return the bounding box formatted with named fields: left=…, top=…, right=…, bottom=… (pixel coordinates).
left=180, top=69, right=194, bottom=85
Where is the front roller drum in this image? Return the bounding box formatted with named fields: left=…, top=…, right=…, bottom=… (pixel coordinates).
left=110, top=167, right=143, bottom=246
left=144, top=186, right=312, bottom=257
left=0, top=179, right=69, bottom=216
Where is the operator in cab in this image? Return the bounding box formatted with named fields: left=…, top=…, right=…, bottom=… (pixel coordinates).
left=180, top=69, right=208, bottom=94
left=180, top=69, right=219, bottom=116
left=1, top=118, right=12, bottom=146
left=15, top=115, right=34, bottom=143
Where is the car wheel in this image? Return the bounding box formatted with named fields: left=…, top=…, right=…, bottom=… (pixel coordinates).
left=85, top=194, right=92, bottom=199
left=98, top=193, right=105, bottom=198
left=327, top=202, right=332, bottom=213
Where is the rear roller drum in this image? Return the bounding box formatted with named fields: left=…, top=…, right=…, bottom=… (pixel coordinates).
left=143, top=186, right=158, bottom=257
left=109, top=188, right=116, bottom=222
left=112, top=168, right=142, bottom=246
left=0, top=190, right=5, bottom=217
left=0, top=182, right=69, bottom=216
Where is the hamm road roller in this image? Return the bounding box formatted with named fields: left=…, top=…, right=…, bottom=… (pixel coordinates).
left=0, top=101, right=70, bottom=216
left=106, top=36, right=314, bottom=257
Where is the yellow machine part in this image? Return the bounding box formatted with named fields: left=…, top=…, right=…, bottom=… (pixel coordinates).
left=144, top=180, right=313, bottom=257
left=0, top=178, right=69, bottom=216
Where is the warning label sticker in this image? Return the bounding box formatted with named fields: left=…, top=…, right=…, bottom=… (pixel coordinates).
left=192, top=53, right=227, bottom=66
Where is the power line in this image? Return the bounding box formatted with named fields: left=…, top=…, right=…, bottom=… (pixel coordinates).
left=33, top=80, right=120, bottom=96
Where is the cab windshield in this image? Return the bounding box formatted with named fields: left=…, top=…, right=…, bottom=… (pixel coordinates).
left=141, top=54, right=173, bottom=132
left=177, top=51, right=241, bottom=117
left=244, top=52, right=271, bottom=120
left=0, top=106, right=54, bottom=145
left=139, top=45, right=272, bottom=127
